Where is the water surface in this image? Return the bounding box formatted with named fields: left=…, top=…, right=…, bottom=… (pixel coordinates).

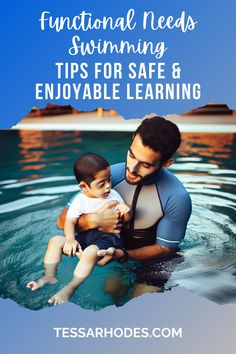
left=0, top=130, right=236, bottom=310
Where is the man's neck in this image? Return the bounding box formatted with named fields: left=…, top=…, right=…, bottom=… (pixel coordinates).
left=140, top=167, right=164, bottom=185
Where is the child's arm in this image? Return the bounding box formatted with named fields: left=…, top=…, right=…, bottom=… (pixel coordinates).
left=115, top=203, right=132, bottom=223
left=64, top=217, right=82, bottom=257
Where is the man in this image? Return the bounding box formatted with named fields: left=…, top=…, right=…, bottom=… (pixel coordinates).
left=57, top=116, right=192, bottom=266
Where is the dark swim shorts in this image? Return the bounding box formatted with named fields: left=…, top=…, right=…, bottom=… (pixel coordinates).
left=75, top=229, right=123, bottom=250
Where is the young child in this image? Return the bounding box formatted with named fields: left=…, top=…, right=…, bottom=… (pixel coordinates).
left=27, top=153, right=131, bottom=305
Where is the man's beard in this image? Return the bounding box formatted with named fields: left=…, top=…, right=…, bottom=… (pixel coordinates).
left=125, top=167, right=142, bottom=185
left=125, top=164, right=163, bottom=185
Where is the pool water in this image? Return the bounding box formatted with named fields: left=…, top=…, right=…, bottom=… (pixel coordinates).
left=0, top=130, right=236, bottom=310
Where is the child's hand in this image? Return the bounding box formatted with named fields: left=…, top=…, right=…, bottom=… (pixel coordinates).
left=115, top=203, right=131, bottom=217
left=63, top=240, right=81, bottom=257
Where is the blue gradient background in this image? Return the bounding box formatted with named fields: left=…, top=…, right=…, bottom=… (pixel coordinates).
left=0, top=0, right=236, bottom=128
left=1, top=288, right=236, bottom=354
left=1, top=1, right=236, bottom=353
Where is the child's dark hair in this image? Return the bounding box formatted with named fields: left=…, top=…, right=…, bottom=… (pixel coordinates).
left=73, top=153, right=109, bottom=186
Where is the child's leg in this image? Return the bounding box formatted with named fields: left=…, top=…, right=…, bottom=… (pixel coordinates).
left=48, top=245, right=99, bottom=305
left=27, top=235, right=66, bottom=291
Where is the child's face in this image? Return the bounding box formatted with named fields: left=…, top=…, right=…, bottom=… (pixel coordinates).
left=85, top=167, right=112, bottom=198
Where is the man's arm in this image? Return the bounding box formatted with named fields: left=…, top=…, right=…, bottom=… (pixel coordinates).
left=97, top=244, right=175, bottom=266
left=126, top=244, right=175, bottom=261
left=57, top=201, right=122, bottom=233
left=77, top=213, right=100, bottom=231
left=78, top=200, right=121, bottom=234
left=56, top=207, right=68, bottom=229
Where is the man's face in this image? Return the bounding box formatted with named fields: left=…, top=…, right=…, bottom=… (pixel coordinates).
left=126, top=134, right=162, bottom=185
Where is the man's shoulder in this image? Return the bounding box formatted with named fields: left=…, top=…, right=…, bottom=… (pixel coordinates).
left=159, top=169, right=188, bottom=193
left=111, top=162, right=126, bottom=186
left=158, top=169, right=191, bottom=211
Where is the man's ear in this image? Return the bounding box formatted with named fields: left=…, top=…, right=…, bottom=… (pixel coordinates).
left=162, top=158, right=174, bottom=168
left=79, top=181, right=88, bottom=191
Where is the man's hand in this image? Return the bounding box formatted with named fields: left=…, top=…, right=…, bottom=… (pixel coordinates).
left=77, top=201, right=122, bottom=233
left=96, top=248, right=125, bottom=266
left=63, top=240, right=81, bottom=257
left=96, top=200, right=122, bottom=234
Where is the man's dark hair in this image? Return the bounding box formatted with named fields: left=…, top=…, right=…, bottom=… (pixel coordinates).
left=134, top=116, right=181, bottom=162
left=73, top=153, right=109, bottom=186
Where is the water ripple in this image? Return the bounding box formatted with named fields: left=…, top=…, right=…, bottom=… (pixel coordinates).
left=0, top=196, right=60, bottom=214
left=2, top=176, right=74, bottom=189
left=23, top=185, right=78, bottom=195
